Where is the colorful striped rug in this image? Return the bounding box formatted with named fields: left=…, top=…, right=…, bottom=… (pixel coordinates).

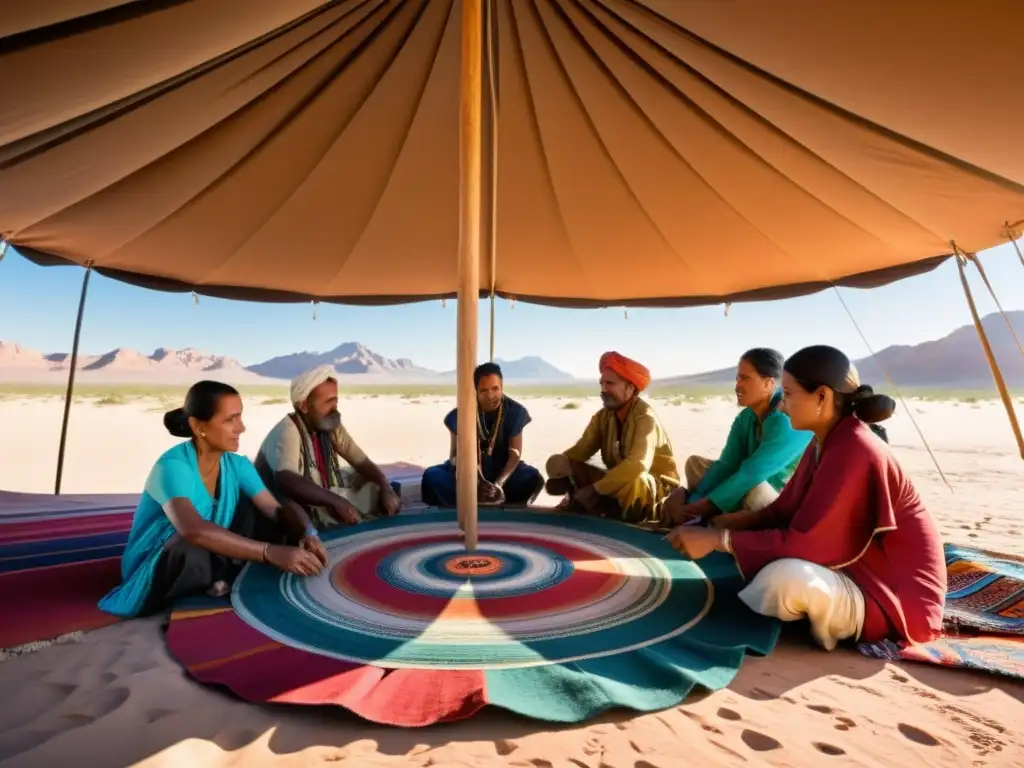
left=164, top=510, right=781, bottom=726
left=859, top=544, right=1024, bottom=680
left=0, top=463, right=425, bottom=648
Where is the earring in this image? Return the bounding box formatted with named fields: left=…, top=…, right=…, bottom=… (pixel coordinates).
left=200, top=431, right=207, bottom=438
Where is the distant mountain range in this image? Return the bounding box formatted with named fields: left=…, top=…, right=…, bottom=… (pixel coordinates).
left=0, top=343, right=269, bottom=384
left=654, top=311, right=1024, bottom=391
left=2, top=312, right=1019, bottom=390
left=0, top=340, right=575, bottom=384
left=248, top=342, right=429, bottom=379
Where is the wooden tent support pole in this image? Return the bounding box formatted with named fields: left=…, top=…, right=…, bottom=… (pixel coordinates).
left=486, top=0, right=498, bottom=364
left=489, top=291, right=495, bottom=362
left=456, top=0, right=483, bottom=550
left=55, top=261, right=94, bottom=494
left=955, top=254, right=1024, bottom=460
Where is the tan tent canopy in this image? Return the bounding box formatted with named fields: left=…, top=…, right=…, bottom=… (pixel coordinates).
left=2, top=0, right=1023, bottom=309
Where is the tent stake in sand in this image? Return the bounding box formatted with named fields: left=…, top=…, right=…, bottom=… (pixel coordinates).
left=456, top=0, right=484, bottom=551
left=55, top=260, right=93, bottom=495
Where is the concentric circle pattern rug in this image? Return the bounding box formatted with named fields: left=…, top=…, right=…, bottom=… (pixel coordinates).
left=165, top=510, right=779, bottom=726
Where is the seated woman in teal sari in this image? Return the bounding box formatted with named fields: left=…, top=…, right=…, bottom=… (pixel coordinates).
left=99, top=381, right=329, bottom=618
left=662, top=348, right=810, bottom=525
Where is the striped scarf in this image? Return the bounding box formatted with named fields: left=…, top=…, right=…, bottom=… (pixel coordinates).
left=288, top=413, right=343, bottom=489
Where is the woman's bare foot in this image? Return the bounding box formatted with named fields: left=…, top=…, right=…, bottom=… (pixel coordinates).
left=207, top=580, right=230, bottom=598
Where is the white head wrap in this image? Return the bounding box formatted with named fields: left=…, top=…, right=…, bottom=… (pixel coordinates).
left=290, top=365, right=337, bottom=405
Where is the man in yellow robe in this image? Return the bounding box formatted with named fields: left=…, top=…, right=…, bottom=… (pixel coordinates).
left=545, top=352, right=679, bottom=522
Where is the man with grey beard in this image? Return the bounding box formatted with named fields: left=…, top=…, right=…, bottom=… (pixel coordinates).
left=255, top=365, right=402, bottom=530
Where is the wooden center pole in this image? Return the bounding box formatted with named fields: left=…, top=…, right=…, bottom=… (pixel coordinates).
left=456, top=0, right=483, bottom=550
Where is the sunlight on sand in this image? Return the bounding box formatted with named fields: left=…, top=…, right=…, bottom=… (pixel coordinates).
left=1, top=393, right=1022, bottom=767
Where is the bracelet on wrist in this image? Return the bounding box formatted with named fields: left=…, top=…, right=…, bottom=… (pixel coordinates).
left=262, top=542, right=270, bottom=563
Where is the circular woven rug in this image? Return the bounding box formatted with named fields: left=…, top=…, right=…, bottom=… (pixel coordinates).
left=165, top=510, right=779, bottom=726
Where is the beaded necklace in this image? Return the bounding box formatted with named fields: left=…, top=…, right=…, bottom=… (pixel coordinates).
left=477, top=397, right=505, bottom=456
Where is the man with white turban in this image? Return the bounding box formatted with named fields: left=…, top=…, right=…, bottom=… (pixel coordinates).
left=255, top=365, right=402, bottom=529
left=545, top=352, right=679, bottom=522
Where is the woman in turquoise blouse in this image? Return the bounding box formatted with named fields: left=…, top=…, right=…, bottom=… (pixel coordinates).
left=663, top=348, right=811, bottom=525
left=99, top=381, right=329, bottom=618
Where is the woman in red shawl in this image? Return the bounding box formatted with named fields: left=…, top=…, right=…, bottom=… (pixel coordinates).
left=667, top=346, right=946, bottom=649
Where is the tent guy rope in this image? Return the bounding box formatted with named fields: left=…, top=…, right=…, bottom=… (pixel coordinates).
left=952, top=244, right=1024, bottom=460
left=971, top=253, right=1024, bottom=362
left=829, top=285, right=952, bottom=492
left=1006, top=224, right=1024, bottom=270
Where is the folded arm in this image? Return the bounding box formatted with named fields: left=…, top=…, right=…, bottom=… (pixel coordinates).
left=248, top=487, right=313, bottom=539
left=496, top=433, right=523, bottom=486
left=705, top=412, right=809, bottom=512
left=691, top=414, right=746, bottom=501
left=592, top=412, right=656, bottom=497
left=275, top=470, right=344, bottom=510
left=730, top=453, right=880, bottom=577
left=164, top=498, right=267, bottom=561
left=562, top=412, right=603, bottom=464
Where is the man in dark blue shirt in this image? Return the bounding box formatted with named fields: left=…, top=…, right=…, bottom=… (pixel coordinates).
left=421, top=363, right=544, bottom=507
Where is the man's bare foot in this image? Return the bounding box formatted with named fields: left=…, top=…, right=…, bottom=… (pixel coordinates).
left=207, top=580, right=230, bottom=598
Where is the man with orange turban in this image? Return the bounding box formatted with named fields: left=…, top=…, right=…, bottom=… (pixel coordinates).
left=545, top=352, right=679, bottom=522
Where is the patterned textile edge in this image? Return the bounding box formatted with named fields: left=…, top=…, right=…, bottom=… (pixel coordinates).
left=0, top=465, right=424, bottom=647
left=857, top=543, right=1024, bottom=680
left=165, top=524, right=780, bottom=727
left=859, top=637, right=1024, bottom=681
left=942, top=544, right=1024, bottom=636
left=0, top=464, right=425, bottom=574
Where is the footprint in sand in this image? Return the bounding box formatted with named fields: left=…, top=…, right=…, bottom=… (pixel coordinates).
left=834, top=717, right=856, bottom=732
left=494, top=739, right=518, bottom=756
left=746, top=687, right=776, bottom=701
left=806, top=703, right=857, bottom=731
left=813, top=742, right=846, bottom=756
left=898, top=723, right=940, bottom=746
left=717, top=707, right=743, bottom=721
left=741, top=730, right=782, bottom=751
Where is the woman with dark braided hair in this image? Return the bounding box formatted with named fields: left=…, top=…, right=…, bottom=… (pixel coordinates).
left=99, top=381, right=327, bottom=618
left=668, top=346, right=946, bottom=650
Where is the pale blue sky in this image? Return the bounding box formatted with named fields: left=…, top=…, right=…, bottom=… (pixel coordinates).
left=0, top=242, right=1021, bottom=379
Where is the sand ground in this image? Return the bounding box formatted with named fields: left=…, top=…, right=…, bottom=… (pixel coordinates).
left=4, top=393, right=1021, bottom=553
left=1, top=393, right=1022, bottom=767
